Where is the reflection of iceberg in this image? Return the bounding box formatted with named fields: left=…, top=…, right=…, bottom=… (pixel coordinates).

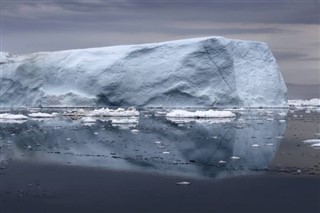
left=166, top=117, right=235, bottom=124
left=0, top=111, right=287, bottom=179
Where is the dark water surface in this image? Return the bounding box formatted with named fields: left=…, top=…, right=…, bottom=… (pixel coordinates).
left=0, top=109, right=319, bottom=213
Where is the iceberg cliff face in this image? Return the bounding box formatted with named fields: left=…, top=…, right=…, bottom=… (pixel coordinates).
left=0, top=37, right=287, bottom=108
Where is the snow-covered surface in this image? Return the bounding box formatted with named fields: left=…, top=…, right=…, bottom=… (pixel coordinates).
left=0, top=113, right=28, bottom=120
left=0, top=36, right=287, bottom=108
left=288, top=99, right=320, bottom=107
left=166, top=109, right=236, bottom=118
left=86, top=108, right=139, bottom=117
left=0, top=52, right=11, bottom=64
left=28, top=112, right=57, bottom=118
left=302, top=139, right=320, bottom=143
left=302, top=139, right=320, bottom=150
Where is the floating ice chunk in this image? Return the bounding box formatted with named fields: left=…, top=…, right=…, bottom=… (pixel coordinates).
left=311, top=143, right=320, bottom=147
left=219, top=160, right=227, bottom=164
left=162, top=151, right=170, bottom=154
left=0, top=113, right=28, bottom=120
left=28, top=112, right=57, bottom=118
left=266, top=143, right=274, bottom=146
left=278, top=112, right=287, bottom=117
left=251, top=144, right=260, bottom=147
left=81, top=117, right=97, bottom=123
left=279, top=120, right=286, bottom=123
left=302, top=139, right=320, bottom=143
left=131, top=129, right=139, bottom=134
left=176, top=181, right=191, bottom=185
left=155, top=141, right=161, bottom=144
left=231, top=156, right=240, bottom=160
left=166, top=110, right=236, bottom=118
left=86, top=107, right=139, bottom=117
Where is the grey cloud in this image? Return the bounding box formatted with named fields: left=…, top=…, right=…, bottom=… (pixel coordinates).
left=2, top=0, right=319, bottom=24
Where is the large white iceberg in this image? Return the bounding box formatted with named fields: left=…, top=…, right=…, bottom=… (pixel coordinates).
left=0, top=36, right=287, bottom=108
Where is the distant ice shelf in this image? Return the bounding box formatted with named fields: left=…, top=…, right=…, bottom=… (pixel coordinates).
left=288, top=98, right=320, bottom=107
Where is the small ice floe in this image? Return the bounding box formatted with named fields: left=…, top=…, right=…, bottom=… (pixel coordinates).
left=251, top=144, right=260, bottom=147
left=218, top=160, right=227, bottom=164
left=166, top=109, right=236, bottom=118
left=131, top=129, right=139, bottom=134
left=63, top=109, right=86, bottom=117
left=212, top=136, right=218, bottom=139
left=305, top=110, right=311, bottom=113
left=279, top=120, right=286, bottom=123
left=278, top=112, right=287, bottom=117
left=0, top=113, right=28, bottom=123
left=266, top=143, right=274, bottom=146
left=162, top=151, right=170, bottom=154
left=86, top=107, right=139, bottom=117
left=66, top=138, right=71, bottom=141
left=267, top=118, right=274, bottom=121
left=28, top=112, right=57, bottom=118
left=0, top=113, right=28, bottom=120
left=176, top=181, right=191, bottom=185
left=231, top=156, right=240, bottom=160
left=155, top=110, right=168, bottom=117
left=302, top=139, right=320, bottom=143
left=155, top=141, right=161, bottom=144
left=94, top=132, right=99, bottom=135
left=302, top=139, right=320, bottom=150
left=81, top=117, right=97, bottom=123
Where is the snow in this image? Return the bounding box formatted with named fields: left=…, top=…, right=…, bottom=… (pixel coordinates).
left=166, top=109, right=236, bottom=118
left=81, top=117, right=97, bottom=123
left=28, top=112, right=57, bottom=118
left=0, top=52, right=11, bottom=64
left=0, top=36, right=287, bottom=108
left=302, top=139, right=320, bottom=143
left=86, top=108, right=139, bottom=117
left=0, top=113, right=28, bottom=120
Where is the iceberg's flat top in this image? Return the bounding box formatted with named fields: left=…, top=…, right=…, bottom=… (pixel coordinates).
left=0, top=36, right=287, bottom=108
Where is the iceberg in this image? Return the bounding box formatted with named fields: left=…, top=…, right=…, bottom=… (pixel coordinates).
left=0, top=36, right=287, bottom=108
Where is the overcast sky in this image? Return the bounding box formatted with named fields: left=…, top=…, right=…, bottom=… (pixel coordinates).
left=1, top=0, right=319, bottom=85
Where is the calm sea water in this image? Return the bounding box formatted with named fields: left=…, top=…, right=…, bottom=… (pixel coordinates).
left=0, top=109, right=319, bottom=213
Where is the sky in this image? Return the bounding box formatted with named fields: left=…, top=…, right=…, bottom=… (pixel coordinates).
left=0, top=0, right=319, bottom=85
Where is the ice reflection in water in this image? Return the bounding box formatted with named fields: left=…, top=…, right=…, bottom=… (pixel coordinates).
left=0, top=110, right=287, bottom=179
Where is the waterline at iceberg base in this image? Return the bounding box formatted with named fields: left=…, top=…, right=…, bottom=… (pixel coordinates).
left=0, top=36, right=287, bottom=108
